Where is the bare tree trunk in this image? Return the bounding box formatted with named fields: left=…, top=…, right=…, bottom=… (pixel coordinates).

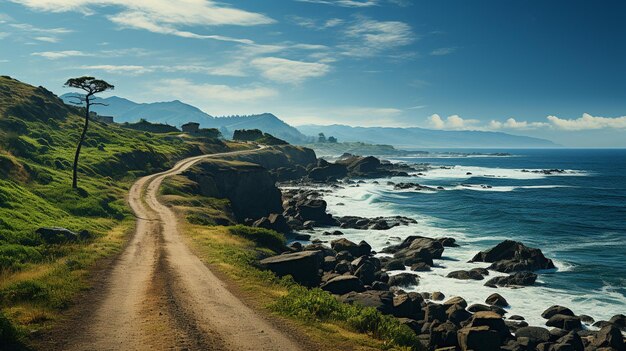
left=72, top=97, right=91, bottom=189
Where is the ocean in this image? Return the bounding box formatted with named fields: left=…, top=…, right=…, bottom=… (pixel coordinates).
left=304, top=148, right=626, bottom=327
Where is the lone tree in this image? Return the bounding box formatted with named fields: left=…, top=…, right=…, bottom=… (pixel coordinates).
left=318, top=132, right=326, bottom=143
left=64, top=76, right=114, bottom=188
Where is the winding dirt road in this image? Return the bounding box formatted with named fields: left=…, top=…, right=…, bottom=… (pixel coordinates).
left=62, top=150, right=303, bottom=351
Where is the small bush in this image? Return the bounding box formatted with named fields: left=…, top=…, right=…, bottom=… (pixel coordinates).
left=1, top=280, right=49, bottom=304
left=227, top=225, right=286, bottom=253
left=0, top=244, right=43, bottom=269
left=272, top=284, right=422, bottom=350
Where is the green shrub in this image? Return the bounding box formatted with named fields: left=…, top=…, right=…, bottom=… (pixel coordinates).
left=0, top=244, right=43, bottom=269
left=1, top=280, right=49, bottom=304
left=272, top=284, right=422, bottom=350
left=227, top=225, right=286, bottom=253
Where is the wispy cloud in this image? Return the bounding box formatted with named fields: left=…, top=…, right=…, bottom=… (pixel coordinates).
left=251, top=57, right=331, bottom=84
left=11, top=0, right=274, bottom=43
left=34, top=36, right=60, bottom=43
left=430, top=47, right=456, bottom=56
left=296, top=0, right=379, bottom=7
left=31, top=50, right=92, bottom=59
left=152, top=78, right=278, bottom=103
left=78, top=64, right=153, bottom=75
left=288, top=15, right=344, bottom=30
left=341, top=16, right=415, bottom=57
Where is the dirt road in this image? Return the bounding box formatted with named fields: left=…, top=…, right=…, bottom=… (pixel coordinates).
left=62, top=150, right=303, bottom=351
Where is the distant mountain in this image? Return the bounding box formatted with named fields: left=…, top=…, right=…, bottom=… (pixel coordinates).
left=60, top=94, right=310, bottom=144
left=296, top=124, right=558, bottom=148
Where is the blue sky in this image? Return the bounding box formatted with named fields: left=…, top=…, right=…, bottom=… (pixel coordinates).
left=1, top=0, right=625, bottom=146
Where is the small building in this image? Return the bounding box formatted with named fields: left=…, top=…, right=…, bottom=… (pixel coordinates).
left=181, top=122, right=200, bottom=134
left=97, top=116, right=115, bottom=124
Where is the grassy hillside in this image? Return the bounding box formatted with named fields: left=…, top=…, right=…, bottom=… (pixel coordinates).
left=0, top=76, right=229, bottom=347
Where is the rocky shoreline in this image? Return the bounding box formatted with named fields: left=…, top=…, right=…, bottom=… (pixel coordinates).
left=251, top=153, right=625, bottom=351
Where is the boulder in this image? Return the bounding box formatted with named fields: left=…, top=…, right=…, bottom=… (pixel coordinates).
left=431, top=291, right=445, bottom=301
left=541, top=305, right=575, bottom=319
left=388, top=273, right=419, bottom=287
left=485, top=271, right=537, bottom=287
left=392, top=293, right=424, bottom=319
left=545, top=314, right=582, bottom=331
left=410, top=262, right=431, bottom=272
left=339, top=290, right=394, bottom=314
left=471, top=240, right=555, bottom=273
left=384, top=259, right=406, bottom=271
left=425, top=303, right=448, bottom=323
left=354, top=261, right=376, bottom=285
left=447, top=269, right=484, bottom=280
left=35, top=227, right=80, bottom=244
left=464, top=311, right=512, bottom=341
left=252, top=213, right=290, bottom=233
left=330, top=238, right=360, bottom=257
left=458, top=326, right=501, bottom=351
left=609, top=314, right=626, bottom=331
left=443, top=296, right=468, bottom=309
left=446, top=304, right=472, bottom=325
left=296, top=198, right=335, bottom=224
left=551, top=331, right=584, bottom=351
left=515, top=326, right=551, bottom=344
left=591, top=324, right=626, bottom=351
left=259, top=250, right=322, bottom=286
left=485, top=293, right=509, bottom=307
left=308, top=163, right=348, bottom=182
left=430, top=321, right=459, bottom=349
left=320, top=275, right=364, bottom=295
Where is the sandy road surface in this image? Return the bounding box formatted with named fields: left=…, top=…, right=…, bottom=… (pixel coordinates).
left=61, top=150, right=303, bottom=351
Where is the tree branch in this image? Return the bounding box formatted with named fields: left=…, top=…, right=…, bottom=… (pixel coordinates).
left=90, top=102, right=109, bottom=106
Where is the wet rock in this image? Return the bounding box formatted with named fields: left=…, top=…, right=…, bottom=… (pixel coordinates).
left=447, top=269, right=485, bottom=280
left=260, top=250, right=322, bottom=286
left=552, top=331, right=584, bottom=351
left=339, top=290, right=393, bottom=314
left=485, top=293, right=509, bottom=307
left=545, top=314, right=582, bottom=331
left=485, top=271, right=537, bottom=287
left=590, top=324, right=626, bottom=351
left=410, top=262, right=431, bottom=272
left=321, top=275, right=364, bottom=295
left=509, top=315, right=525, bottom=321
left=471, top=240, right=555, bottom=273
left=578, top=314, right=594, bottom=325
left=431, top=291, right=445, bottom=301
left=438, top=237, right=459, bottom=247
left=388, top=273, right=419, bottom=287
left=425, top=303, right=448, bottom=323
left=443, top=296, right=468, bottom=309
left=541, top=306, right=575, bottom=319
left=430, top=321, right=459, bottom=348
left=392, top=293, right=424, bottom=320
left=446, top=304, right=472, bottom=325
left=330, top=238, right=361, bottom=257
left=354, top=261, right=376, bottom=285
left=458, top=326, right=501, bottom=351
left=515, top=326, right=551, bottom=344
left=323, top=256, right=337, bottom=271
left=609, top=314, right=626, bottom=331
left=464, top=311, right=512, bottom=342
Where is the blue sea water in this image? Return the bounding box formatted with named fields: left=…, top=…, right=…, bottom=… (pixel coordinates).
left=306, top=148, right=626, bottom=325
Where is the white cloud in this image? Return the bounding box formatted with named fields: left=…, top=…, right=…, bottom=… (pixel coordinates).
left=79, top=64, right=153, bottom=75
left=251, top=57, right=331, bottom=84
left=296, top=0, right=379, bottom=7
left=489, top=118, right=549, bottom=130
left=342, top=17, right=415, bottom=57
left=11, top=0, right=273, bottom=42
left=288, top=16, right=344, bottom=30
left=34, top=36, right=60, bottom=43
left=430, top=47, right=456, bottom=56
left=31, top=50, right=92, bottom=59
left=153, top=78, right=278, bottom=103
left=547, top=113, right=626, bottom=130
left=428, top=114, right=480, bottom=130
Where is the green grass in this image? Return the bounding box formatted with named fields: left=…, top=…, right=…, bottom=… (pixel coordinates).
left=0, top=76, right=236, bottom=342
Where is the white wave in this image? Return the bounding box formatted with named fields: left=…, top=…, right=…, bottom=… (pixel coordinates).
left=413, top=166, right=587, bottom=180
left=445, top=184, right=575, bottom=192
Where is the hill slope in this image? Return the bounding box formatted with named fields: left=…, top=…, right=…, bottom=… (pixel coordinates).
left=60, top=95, right=309, bottom=144
left=296, top=124, right=558, bottom=148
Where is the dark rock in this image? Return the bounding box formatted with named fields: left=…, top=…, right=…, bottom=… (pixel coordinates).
left=397, top=318, right=423, bottom=334
left=431, top=291, right=445, bottom=301
left=446, top=304, right=472, bottom=325
left=485, top=271, right=537, bottom=287
left=468, top=304, right=492, bottom=313
left=430, top=321, right=459, bottom=348
left=410, top=262, right=431, bottom=272
left=330, top=238, right=360, bottom=257
left=334, top=260, right=351, bottom=274
left=578, top=314, right=594, bottom=325
left=609, top=314, right=626, bottom=331
left=549, top=328, right=569, bottom=342
left=371, top=281, right=389, bottom=291
left=591, top=324, right=626, bottom=351
left=293, top=233, right=311, bottom=241
left=335, top=250, right=353, bottom=262
left=458, top=326, right=501, bottom=351
left=252, top=213, right=291, bottom=233
left=339, top=290, right=394, bottom=314
left=552, top=331, right=584, bottom=351
left=509, top=315, right=525, bottom=321
left=485, top=293, right=509, bottom=307
left=541, top=306, right=575, bottom=319
left=443, top=296, right=468, bottom=309
left=321, top=275, right=364, bottom=295
left=515, top=326, right=551, bottom=344
left=545, top=314, right=582, bottom=331
left=464, top=311, right=512, bottom=341
left=357, top=241, right=372, bottom=256
left=447, top=269, right=484, bottom=280
left=35, top=227, right=80, bottom=244
left=388, top=273, right=419, bottom=287
left=471, top=240, right=555, bottom=273
left=438, top=237, right=459, bottom=247
left=322, top=256, right=337, bottom=271
left=308, top=163, right=348, bottom=182
left=354, top=261, right=376, bottom=285
left=297, top=198, right=335, bottom=224
left=392, top=293, right=423, bottom=319
left=303, top=243, right=336, bottom=257
left=424, top=303, right=448, bottom=322
left=260, top=250, right=322, bottom=286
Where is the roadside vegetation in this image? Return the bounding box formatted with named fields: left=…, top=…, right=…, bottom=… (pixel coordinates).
left=0, top=76, right=230, bottom=347
left=161, top=177, right=422, bottom=351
